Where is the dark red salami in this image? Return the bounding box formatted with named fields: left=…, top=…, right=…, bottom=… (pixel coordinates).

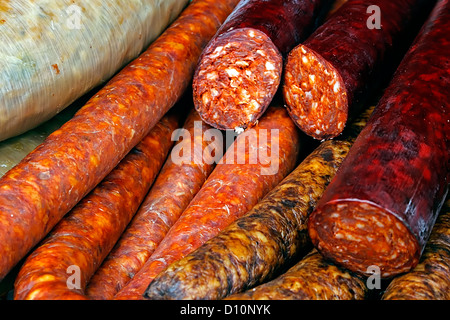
left=308, top=0, right=450, bottom=278
left=283, top=0, right=436, bottom=140
left=193, top=0, right=331, bottom=131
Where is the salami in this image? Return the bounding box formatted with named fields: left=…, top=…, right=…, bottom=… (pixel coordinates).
left=142, top=106, right=374, bottom=300
left=0, top=0, right=240, bottom=281
left=283, top=0, right=436, bottom=140
left=308, top=0, right=450, bottom=278
left=115, top=106, right=301, bottom=300
left=85, top=109, right=223, bottom=300
left=13, top=112, right=181, bottom=300
left=225, top=249, right=368, bottom=300
left=382, top=197, right=450, bottom=300
left=192, top=0, right=331, bottom=132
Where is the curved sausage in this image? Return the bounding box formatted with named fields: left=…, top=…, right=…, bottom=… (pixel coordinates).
left=283, top=0, right=436, bottom=140
left=142, top=106, right=374, bottom=300
left=115, top=106, right=301, bottom=300
left=85, top=109, right=222, bottom=300
left=0, top=0, right=240, bottom=281
left=308, top=0, right=450, bottom=278
left=225, top=249, right=368, bottom=300
left=13, top=112, right=181, bottom=300
left=192, top=0, right=332, bottom=132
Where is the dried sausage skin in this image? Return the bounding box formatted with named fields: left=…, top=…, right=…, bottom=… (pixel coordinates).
left=85, top=109, right=222, bottom=300
left=0, top=0, right=240, bottom=281
left=283, top=0, right=436, bottom=140
left=142, top=107, right=374, bottom=301
left=225, top=250, right=368, bottom=300
left=308, top=0, right=450, bottom=278
left=193, top=0, right=331, bottom=131
left=13, top=112, right=181, bottom=300
left=114, top=106, right=301, bottom=300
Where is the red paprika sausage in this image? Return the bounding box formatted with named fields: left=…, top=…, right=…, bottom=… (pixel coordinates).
left=115, top=106, right=302, bottom=300
left=308, top=0, right=450, bottom=278
left=85, top=109, right=222, bottom=300
left=13, top=112, right=181, bottom=300
left=193, top=0, right=332, bottom=132
left=283, top=0, right=436, bottom=140
left=0, top=0, right=240, bottom=281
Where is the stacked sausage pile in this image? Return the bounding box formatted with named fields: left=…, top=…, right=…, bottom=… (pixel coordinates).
left=0, top=0, right=448, bottom=300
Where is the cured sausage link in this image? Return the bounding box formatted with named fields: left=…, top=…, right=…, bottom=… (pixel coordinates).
left=0, top=0, right=240, bottom=281
left=142, top=107, right=374, bottom=300
left=225, top=249, right=368, bottom=300
left=193, top=0, right=331, bottom=131
left=85, top=109, right=222, bottom=300
left=13, top=113, right=181, bottom=300
left=283, top=0, right=436, bottom=140
left=114, top=106, right=301, bottom=300
left=382, top=197, right=450, bottom=300
left=308, top=0, right=450, bottom=278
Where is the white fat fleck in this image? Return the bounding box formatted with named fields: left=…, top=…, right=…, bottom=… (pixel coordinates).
left=206, top=72, right=218, bottom=81
left=265, top=61, right=275, bottom=71
left=245, top=70, right=252, bottom=77
left=301, top=46, right=307, bottom=54
left=333, top=82, right=340, bottom=93
left=309, top=74, right=316, bottom=83
left=235, top=60, right=249, bottom=67
left=312, top=102, right=318, bottom=109
left=211, top=88, right=219, bottom=97
left=302, top=56, right=308, bottom=64
left=248, top=30, right=255, bottom=38
left=315, top=129, right=322, bottom=135
left=226, top=68, right=240, bottom=78
left=256, top=50, right=266, bottom=56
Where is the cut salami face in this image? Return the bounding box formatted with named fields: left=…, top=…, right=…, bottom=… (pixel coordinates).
left=193, top=0, right=332, bottom=132
left=283, top=0, right=436, bottom=140
left=308, top=0, right=450, bottom=278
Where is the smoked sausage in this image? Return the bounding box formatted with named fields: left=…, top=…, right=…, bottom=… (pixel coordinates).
left=115, top=106, right=301, bottom=300
left=13, top=112, right=181, bottom=300
left=283, top=0, right=436, bottom=140
left=0, top=0, right=240, bottom=281
left=193, top=0, right=331, bottom=132
left=308, top=0, right=450, bottom=278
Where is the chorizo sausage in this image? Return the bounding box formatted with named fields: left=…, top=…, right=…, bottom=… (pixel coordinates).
left=13, top=112, right=181, bottom=300
left=308, top=0, right=450, bottom=278
left=142, top=106, right=374, bottom=300
left=0, top=0, right=240, bottom=281
left=85, top=109, right=223, bottom=300
left=225, top=249, right=368, bottom=300
left=192, top=0, right=332, bottom=132
left=382, top=197, right=450, bottom=300
left=115, top=106, right=301, bottom=300
left=283, top=0, right=436, bottom=140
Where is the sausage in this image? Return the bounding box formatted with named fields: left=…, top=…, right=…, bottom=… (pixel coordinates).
left=0, top=0, right=189, bottom=142
left=142, top=106, right=374, bottom=301
left=225, top=249, right=368, bottom=300
left=85, top=109, right=223, bottom=300
left=0, top=0, right=240, bottom=281
left=192, top=0, right=332, bottom=132
left=308, top=0, right=450, bottom=278
left=382, top=197, right=450, bottom=300
left=13, top=112, right=182, bottom=300
left=114, top=106, right=301, bottom=300
left=283, top=0, right=436, bottom=140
